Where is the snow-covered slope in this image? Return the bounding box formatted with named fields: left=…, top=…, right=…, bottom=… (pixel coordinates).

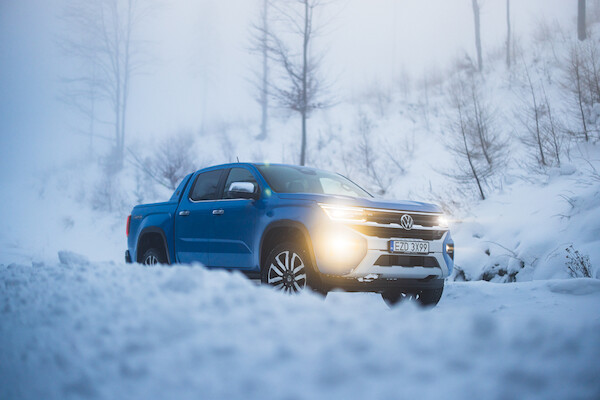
left=452, top=145, right=600, bottom=282
left=1, top=259, right=599, bottom=400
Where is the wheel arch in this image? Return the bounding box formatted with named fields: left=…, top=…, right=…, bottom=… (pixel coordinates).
left=136, top=227, right=171, bottom=264
left=259, top=220, right=317, bottom=274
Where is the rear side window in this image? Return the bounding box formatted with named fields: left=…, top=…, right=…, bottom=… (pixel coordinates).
left=189, top=170, right=223, bottom=201
left=223, top=168, right=258, bottom=198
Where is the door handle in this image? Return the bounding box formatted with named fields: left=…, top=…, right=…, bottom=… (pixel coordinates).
left=178, top=210, right=190, bottom=216
left=212, top=209, right=225, bottom=215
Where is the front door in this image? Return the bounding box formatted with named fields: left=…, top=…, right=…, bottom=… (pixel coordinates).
left=174, top=169, right=224, bottom=265
left=210, top=167, right=261, bottom=269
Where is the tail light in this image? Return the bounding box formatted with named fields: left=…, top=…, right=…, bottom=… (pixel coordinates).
left=126, top=215, right=131, bottom=237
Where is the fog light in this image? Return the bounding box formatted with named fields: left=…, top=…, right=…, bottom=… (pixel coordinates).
left=317, top=228, right=367, bottom=273
left=327, top=233, right=363, bottom=260
left=446, top=243, right=454, bottom=260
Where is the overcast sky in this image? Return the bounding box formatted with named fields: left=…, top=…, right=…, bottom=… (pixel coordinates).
left=0, top=0, right=577, bottom=184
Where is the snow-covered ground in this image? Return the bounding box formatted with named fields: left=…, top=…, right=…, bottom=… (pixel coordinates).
left=2, top=3, right=600, bottom=399
left=1, top=258, right=599, bottom=400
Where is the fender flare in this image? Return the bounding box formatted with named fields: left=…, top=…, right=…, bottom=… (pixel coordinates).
left=259, top=219, right=317, bottom=272
left=137, top=227, right=171, bottom=264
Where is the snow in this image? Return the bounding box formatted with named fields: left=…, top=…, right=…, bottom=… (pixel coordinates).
left=2, top=2, right=600, bottom=399
left=451, top=145, right=600, bottom=282
left=1, top=259, right=599, bottom=400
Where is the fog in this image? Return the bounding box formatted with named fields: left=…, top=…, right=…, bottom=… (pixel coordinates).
left=0, top=0, right=574, bottom=184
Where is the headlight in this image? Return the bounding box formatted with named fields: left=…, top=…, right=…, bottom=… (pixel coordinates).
left=319, top=204, right=366, bottom=222
left=437, top=215, right=449, bottom=227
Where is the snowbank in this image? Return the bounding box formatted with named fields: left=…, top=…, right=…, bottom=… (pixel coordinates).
left=452, top=146, right=600, bottom=282
left=1, top=260, right=599, bottom=400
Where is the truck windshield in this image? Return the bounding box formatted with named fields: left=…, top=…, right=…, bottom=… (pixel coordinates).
left=256, top=164, right=372, bottom=199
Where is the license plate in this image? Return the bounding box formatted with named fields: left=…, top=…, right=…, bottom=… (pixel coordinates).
left=389, top=240, right=429, bottom=254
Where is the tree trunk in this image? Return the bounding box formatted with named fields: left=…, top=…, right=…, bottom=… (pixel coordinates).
left=472, top=0, right=483, bottom=72
left=470, top=85, right=492, bottom=166
left=459, top=104, right=485, bottom=200
left=506, top=0, right=511, bottom=68
left=258, top=0, right=269, bottom=140
left=524, top=62, right=546, bottom=165
left=300, top=0, right=309, bottom=166
left=578, top=0, right=586, bottom=41
left=118, top=0, right=134, bottom=171
left=574, top=55, right=590, bottom=141
left=300, top=111, right=307, bottom=166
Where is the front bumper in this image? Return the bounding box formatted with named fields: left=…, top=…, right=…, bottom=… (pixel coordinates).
left=344, top=232, right=451, bottom=279
left=313, top=214, right=453, bottom=282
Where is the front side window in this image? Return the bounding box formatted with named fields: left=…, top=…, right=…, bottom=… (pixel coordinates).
left=223, top=168, right=258, bottom=199
left=189, top=169, right=223, bottom=201
left=256, top=164, right=372, bottom=199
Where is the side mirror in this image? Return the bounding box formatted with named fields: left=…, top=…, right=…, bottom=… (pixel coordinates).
left=227, top=182, right=258, bottom=199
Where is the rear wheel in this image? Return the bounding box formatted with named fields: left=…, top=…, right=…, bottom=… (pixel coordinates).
left=141, top=248, right=166, bottom=266
left=382, top=286, right=443, bottom=307
left=262, top=242, right=323, bottom=294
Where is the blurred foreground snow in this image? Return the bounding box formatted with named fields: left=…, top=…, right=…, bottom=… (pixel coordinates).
left=1, top=260, right=599, bottom=400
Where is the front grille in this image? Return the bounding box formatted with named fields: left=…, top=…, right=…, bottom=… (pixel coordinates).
left=349, top=225, right=446, bottom=240
left=375, top=255, right=440, bottom=268
left=365, top=210, right=439, bottom=227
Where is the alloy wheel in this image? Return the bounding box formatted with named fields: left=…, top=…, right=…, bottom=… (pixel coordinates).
left=144, top=254, right=159, bottom=266
left=267, top=250, right=307, bottom=293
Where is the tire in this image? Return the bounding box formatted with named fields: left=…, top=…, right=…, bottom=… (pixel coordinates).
left=381, top=286, right=443, bottom=307
left=141, top=248, right=167, bottom=266
left=418, top=287, right=444, bottom=306
left=261, top=242, right=324, bottom=294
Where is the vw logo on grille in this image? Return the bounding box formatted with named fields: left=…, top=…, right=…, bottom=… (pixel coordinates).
left=400, top=214, right=414, bottom=230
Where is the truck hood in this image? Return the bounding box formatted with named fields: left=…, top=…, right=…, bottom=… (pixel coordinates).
left=276, top=193, right=442, bottom=213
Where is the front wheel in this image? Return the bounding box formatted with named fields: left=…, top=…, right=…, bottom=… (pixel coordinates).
left=382, top=286, right=444, bottom=307
left=261, top=242, right=322, bottom=294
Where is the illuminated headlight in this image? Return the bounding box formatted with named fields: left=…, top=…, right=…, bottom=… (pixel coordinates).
left=319, top=204, right=366, bottom=222
left=437, top=215, right=449, bottom=227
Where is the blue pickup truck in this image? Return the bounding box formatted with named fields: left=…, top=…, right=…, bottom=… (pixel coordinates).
left=126, top=163, right=454, bottom=305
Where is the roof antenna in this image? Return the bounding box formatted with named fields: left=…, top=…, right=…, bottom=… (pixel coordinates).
left=236, top=156, right=240, bottom=163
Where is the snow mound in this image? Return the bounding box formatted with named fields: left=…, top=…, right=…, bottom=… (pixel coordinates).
left=452, top=146, right=600, bottom=282
left=58, top=250, right=90, bottom=266
left=1, top=262, right=599, bottom=400
left=544, top=278, right=600, bottom=295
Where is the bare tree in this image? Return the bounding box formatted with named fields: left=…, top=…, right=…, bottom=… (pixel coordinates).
left=447, top=79, right=488, bottom=200
left=517, top=60, right=565, bottom=169
left=267, top=0, right=332, bottom=166
left=129, top=132, right=199, bottom=190
left=506, top=0, right=511, bottom=68
left=444, top=74, right=505, bottom=200
left=540, top=82, right=564, bottom=166
left=250, top=0, right=271, bottom=141
left=522, top=60, right=547, bottom=165
left=470, top=82, right=493, bottom=166
left=578, top=0, right=587, bottom=41
left=564, top=44, right=590, bottom=142
left=472, top=0, right=483, bottom=72
left=60, top=0, right=152, bottom=171
left=355, top=113, right=392, bottom=195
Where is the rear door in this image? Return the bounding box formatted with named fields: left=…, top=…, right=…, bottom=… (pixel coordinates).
left=174, top=169, right=225, bottom=265
left=210, top=167, right=261, bottom=269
